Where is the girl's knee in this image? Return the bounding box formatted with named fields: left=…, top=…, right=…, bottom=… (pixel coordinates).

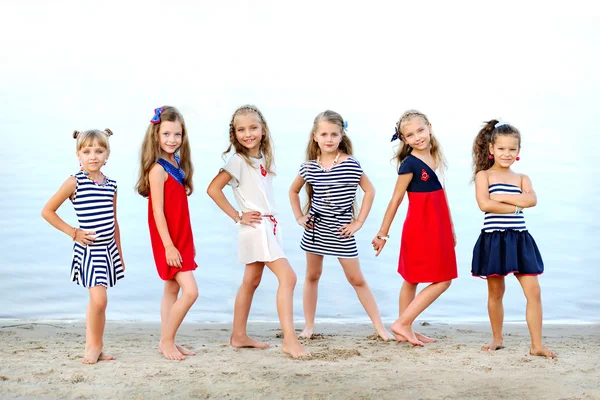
left=243, top=275, right=262, bottom=290
left=488, top=283, right=506, bottom=300
left=90, top=296, right=108, bottom=311
left=524, top=283, right=541, bottom=301
left=347, top=275, right=366, bottom=288
left=305, top=270, right=322, bottom=282
left=183, top=286, right=199, bottom=303
left=280, top=270, right=297, bottom=288
left=437, top=280, right=452, bottom=291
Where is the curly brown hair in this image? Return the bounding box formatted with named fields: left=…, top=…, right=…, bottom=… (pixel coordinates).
left=472, top=120, right=521, bottom=181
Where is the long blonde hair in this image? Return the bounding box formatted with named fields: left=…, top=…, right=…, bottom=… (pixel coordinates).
left=303, top=110, right=354, bottom=215
left=394, top=109, right=447, bottom=171
left=136, top=106, right=194, bottom=197
left=222, top=105, right=275, bottom=174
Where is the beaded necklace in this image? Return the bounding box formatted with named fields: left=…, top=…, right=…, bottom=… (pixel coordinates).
left=316, top=152, right=340, bottom=172
left=81, top=170, right=107, bottom=187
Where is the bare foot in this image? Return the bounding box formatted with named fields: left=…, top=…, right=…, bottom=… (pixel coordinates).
left=230, top=335, right=269, bottom=349
left=282, top=340, right=310, bottom=359
left=82, top=347, right=103, bottom=364
left=376, top=328, right=396, bottom=342
left=530, top=345, right=557, bottom=359
left=159, top=343, right=196, bottom=356
left=481, top=339, right=504, bottom=351
left=391, top=320, right=424, bottom=347
left=416, top=332, right=436, bottom=343
left=97, top=352, right=115, bottom=361
left=298, top=326, right=314, bottom=340
left=395, top=331, right=436, bottom=343
left=158, top=341, right=186, bottom=360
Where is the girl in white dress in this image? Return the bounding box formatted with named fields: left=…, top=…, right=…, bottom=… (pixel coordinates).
left=207, top=105, right=309, bottom=359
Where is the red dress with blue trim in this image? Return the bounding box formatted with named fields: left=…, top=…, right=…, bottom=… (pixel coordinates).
left=397, top=155, right=458, bottom=284
left=148, top=156, right=197, bottom=280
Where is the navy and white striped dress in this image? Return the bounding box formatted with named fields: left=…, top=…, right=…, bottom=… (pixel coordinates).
left=70, top=171, right=125, bottom=288
left=299, top=158, right=362, bottom=258
left=471, top=183, right=544, bottom=278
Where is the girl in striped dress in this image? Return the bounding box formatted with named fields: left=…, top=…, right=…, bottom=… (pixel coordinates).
left=42, top=129, right=125, bottom=364
left=471, top=120, right=555, bottom=358
left=289, top=110, right=393, bottom=341
left=372, top=110, right=457, bottom=346
left=136, top=106, right=198, bottom=361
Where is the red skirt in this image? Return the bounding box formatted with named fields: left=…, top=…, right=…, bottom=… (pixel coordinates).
left=398, top=189, right=457, bottom=283
left=148, top=175, right=197, bottom=280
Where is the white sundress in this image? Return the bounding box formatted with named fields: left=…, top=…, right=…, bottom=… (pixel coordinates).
left=221, top=153, right=285, bottom=264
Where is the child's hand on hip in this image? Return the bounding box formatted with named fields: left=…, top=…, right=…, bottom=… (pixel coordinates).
left=296, top=215, right=315, bottom=230
left=241, top=211, right=262, bottom=228
left=339, top=220, right=363, bottom=238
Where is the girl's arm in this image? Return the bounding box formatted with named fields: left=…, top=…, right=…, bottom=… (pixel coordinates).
left=475, top=171, right=518, bottom=213
left=41, top=177, right=95, bottom=245
left=489, top=174, right=537, bottom=208
left=289, top=174, right=312, bottom=229
left=339, top=173, right=375, bottom=237
left=113, top=190, right=125, bottom=271
left=149, top=164, right=182, bottom=268
left=206, top=171, right=262, bottom=227
left=371, top=173, right=412, bottom=256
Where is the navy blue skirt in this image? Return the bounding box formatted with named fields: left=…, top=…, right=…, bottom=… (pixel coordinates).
left=471, top=230, right=544, bottom=278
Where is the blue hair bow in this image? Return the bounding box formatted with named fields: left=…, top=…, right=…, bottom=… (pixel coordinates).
left=150, top=107, right=163, bottom=124
left=343, top=120, right=348, bottom=131
left=391, top=126, right=400, bottom=142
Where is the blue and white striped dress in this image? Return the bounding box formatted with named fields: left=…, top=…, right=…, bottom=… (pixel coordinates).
left=482, top=184, right=527, bottom=232
left=471, top=183, right=544, bottom=278
left=70, top=171, right=124, bottom=288
left=299, top=158, right=362, bottom=258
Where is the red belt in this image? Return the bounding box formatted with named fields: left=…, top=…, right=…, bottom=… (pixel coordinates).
left=262, top=215, right=277, bottom=235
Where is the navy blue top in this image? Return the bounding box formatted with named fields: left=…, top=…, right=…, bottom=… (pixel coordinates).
left=157, top=154, right=185, bottom=187
left=398, top=154, right=442, bottom=192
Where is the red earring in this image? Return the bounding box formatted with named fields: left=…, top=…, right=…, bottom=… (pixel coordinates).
left=79, top=161, right=82, bottom=168
left=516, top=157, right=520, bottom=161
left=488, top=154, right=494, bottom=160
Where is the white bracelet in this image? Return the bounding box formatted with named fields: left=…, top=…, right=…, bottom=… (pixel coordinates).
left=377, top=235, right=390, bottom=241
left=236, top=211, right=243, bottom=225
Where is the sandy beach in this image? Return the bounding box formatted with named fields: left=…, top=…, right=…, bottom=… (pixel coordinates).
left=0, top=320, right=598, bottom=399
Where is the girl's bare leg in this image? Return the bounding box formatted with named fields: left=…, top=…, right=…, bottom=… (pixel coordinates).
left=339, top=257, right=394, bottom=341
left=397, top=281, right=435, bottom=343
left=83, top=286, right=114, bottom=364
left=298, top=253, right=323, bottom=339
left=392, top=280, right=452, bottom=346
left=264, top=258, right=310, bottom=358
left=159, top=279, right=195, bottom=356
left=230, top=262, right=269, bottom=348
left=516, top=275, right=556, bottom=358
left=482, top=276, right=506, bottom=351
left=159, top=271, right=198, bottom=360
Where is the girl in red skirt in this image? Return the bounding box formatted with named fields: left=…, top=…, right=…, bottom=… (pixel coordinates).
left=136, top=106, right=198, bottom=360
left=372, top=109, right=457, bottom=346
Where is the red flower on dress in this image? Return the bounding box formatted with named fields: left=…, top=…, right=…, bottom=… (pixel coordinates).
left=260, top=164, right=267, bottom=177
left=421, top=169, right=429, bottom=181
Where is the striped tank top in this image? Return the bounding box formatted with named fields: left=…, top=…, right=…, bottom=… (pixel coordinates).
left=72, top=170, right=117, bottom=245
left=482, top=183, right=527, bottom=232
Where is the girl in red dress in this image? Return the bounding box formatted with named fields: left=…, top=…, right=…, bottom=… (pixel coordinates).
left=136, top=106, right=198, bottom=360
left=372, top=109, right=457, bottom=346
